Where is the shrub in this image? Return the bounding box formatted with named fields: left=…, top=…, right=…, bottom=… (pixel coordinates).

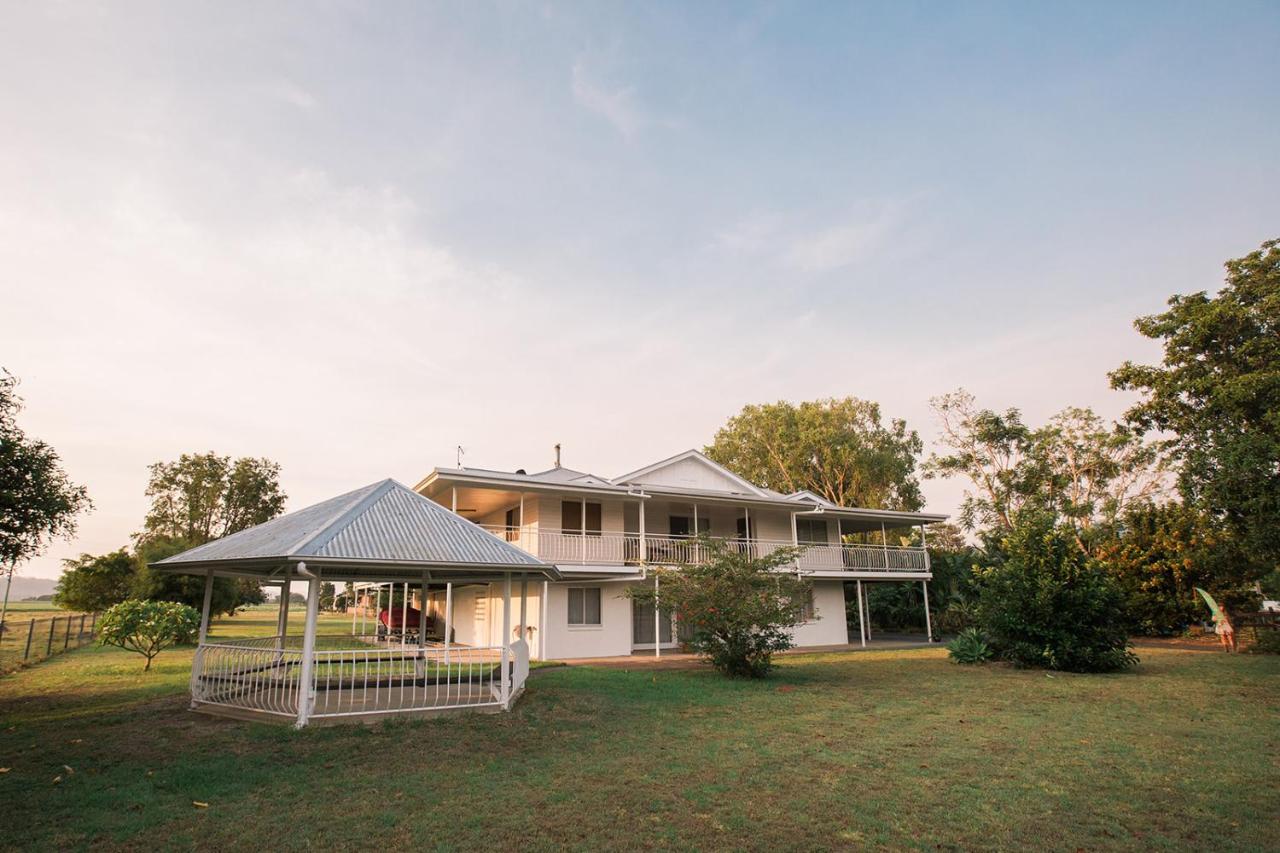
left=1246, top=629, right=1280, bottom=655
left=947, top=628, right=993, bottom=664
left=98, top=599, right=200, bottom=671
left=976, top=512, right=1138, bottom=673
left=629, top=538, right=810, bottom=678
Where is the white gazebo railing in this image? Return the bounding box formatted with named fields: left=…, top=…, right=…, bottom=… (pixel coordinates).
left=191, top=638, right=530, bottom=721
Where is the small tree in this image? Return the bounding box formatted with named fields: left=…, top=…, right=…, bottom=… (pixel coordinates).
left=629, top=538, right=810, bottom=678
left=975, top=512, right=1137, bottom=673
left=53, top=549, right=136, bottom=612
left=98, top=599, right=200, bottom=671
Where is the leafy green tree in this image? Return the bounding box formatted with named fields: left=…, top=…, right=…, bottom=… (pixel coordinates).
left=53, top=549, right=135, bottom=612
left=974, top=512, right=1137, bottom=673
left=706, top=397, right=923, bottom=510
left=1110, top=238, right=1280, bottom=570
left=141, top=452, right=286, bottom=544
left=137, top=452, right=286, bottom=611
left=1096, top=502, right=1259, bottom=634
left=97, top=599, right=199, bottom=671
left=925, top=391, right=1165, bottom=553
left=0, top=369, right=92, bottom=627
left=629, top=538, right=810, bottom=677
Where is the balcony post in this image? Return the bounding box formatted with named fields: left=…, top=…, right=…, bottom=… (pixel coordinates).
left=654, top=572, right=661, bottom=660
left=451, top=487, right=457, bottom=512
left=581, top=500, right=587, bottom=563
left=922, top=580, right=934, bottom=642
left=856, top=579, right=866, bottom=647
left=639, top=498, right=646, bottom=564
left=881, top=522, right=889, bottom=569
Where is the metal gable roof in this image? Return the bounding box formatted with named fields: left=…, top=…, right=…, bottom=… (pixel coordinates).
left=154, top=479, right=546, bottom=570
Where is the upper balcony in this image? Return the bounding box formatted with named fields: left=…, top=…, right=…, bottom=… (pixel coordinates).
left=478, top=526, right=930, bottom=574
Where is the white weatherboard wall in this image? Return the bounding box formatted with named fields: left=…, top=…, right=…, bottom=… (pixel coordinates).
left=542, top=580, right=635, bottom=659
left=624, top=457, right=751, bottom=494
left=791, top=580, right=851, bottom=646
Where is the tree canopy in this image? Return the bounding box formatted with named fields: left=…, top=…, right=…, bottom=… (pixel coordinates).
left=705, top=397, right=923, bottom=510
left=0, top=370, right=91, bottom=568
left=924, top=391, right=1165, bottom=553
left=140, top=452, right=286, bottom=546
left=1110, top=237, right=1280, bottom=567
left=53, top=549, right=135, bottom=613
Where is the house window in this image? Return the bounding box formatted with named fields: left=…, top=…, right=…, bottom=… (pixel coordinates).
left=668, top=516, right=710, bottom=537
left=562, top=501, right=602, bottom=536
left=796, top=518, right=828, bottom=544
left=568, top=587, right=602, bottom=626
left=796, top=588, right=816, bottom=623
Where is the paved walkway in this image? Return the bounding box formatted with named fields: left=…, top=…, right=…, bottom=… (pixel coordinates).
left=559, top=635, right=939, bottom=670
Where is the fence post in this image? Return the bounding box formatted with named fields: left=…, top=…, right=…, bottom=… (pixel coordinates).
left=47, top=618, right=57, bottom=655
left=78, top=615, right=86, bottom=645
left=89, top=612, right=97, bottom=636
left=63, top=616, right=72, bottom=649
left=24, top=619, right=35, bottom=660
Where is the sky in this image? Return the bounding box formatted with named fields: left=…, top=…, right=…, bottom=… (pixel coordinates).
left=4, top=1, right=1279, bottom=581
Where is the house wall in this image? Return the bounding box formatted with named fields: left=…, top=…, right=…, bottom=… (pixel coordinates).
left=541, top=580, right=635, bottom=659
left=790, top=580, right=851, bottom=646
left=624, top=457, right=752, bottom=493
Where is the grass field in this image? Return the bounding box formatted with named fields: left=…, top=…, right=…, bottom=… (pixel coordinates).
left=0, top=610, right=1276, bottom=852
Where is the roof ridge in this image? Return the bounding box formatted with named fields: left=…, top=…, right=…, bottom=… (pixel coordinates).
left=288, top=479, right=396, bottom=557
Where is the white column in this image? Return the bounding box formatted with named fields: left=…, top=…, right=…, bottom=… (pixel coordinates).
left=654, top=572, right=661, bottom=660
left=451, top=487, right=458, bottom=512
left=791, top=512, right=798, bottom=545
left=639, top=498, right=646, bottom=563
left=420, top=572, right=429, bottom=648
left=580, top=500, right=587, bottom=563
left=295, top=563, right=321, bottom=728
left=856, top=580, right=867, bottom=647
left=922, top=580, right=933, bottom=642
left=401, top=581, right=409, bottom=646
left=539, top=580, right=549, bottom=661
left=350, top=581, right=357, bottom=635
left=275, top=568, right=291, bottom=649
left=501, top=574, right=512, bottom=706
left=881, top=522, right=889, bottom=569
left=519, top=575, right=528, bottom=641
left=443, top=581, right=453, bottom=664
left=198, top=569, right=215, bottom=644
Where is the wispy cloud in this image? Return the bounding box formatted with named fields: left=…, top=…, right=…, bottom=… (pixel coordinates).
left=570, top=61, right=646, bottom=138
left=713, top=202, right=909, bottom=273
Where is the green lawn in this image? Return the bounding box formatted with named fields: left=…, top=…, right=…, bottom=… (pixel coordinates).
left=0, top=612, right=1276, bottom=852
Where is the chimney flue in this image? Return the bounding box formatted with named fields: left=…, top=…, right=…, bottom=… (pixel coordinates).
left=554, top=443, right=561, bottom=468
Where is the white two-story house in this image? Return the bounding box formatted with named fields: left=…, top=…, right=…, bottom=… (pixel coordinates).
left=413, top=449, right=946, bottom=660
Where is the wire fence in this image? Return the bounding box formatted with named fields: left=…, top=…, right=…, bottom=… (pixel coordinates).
left=0, top=612, right=101, bottom=673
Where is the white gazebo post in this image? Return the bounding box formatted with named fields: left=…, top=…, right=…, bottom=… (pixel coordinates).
left=295, top=562, right=321, bottom=728
left=420, top=573, right=429, bottom=649
left=401, top=582, right=409, bottom=647
left=443, top=582, right=453, bottom=665
left=198, top=568, right=215, bottom=644
left=275, top=567, right=291, bottom=650
left=922, top=580, right=933, bottom=642
left=856, top=579, right=867, bottom=647
left=501, top=574, right=512, bottom=706
left=349, top=582, right=357, bottom=635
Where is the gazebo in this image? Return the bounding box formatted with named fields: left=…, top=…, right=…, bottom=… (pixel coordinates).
left=153, top=479, right=559, bottom=727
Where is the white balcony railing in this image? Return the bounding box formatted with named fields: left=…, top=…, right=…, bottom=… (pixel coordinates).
left=479, top=526, right=929, bottom=573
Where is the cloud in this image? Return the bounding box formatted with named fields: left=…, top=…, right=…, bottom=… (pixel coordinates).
left=783, top=205, right=904, bottom=272
left=263, top=79, right=318, bottom=111
left=570, top=61, right=646, bottom=138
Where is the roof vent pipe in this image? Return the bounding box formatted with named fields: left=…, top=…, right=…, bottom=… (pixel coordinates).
left=554, top=443, right=561, bottom=468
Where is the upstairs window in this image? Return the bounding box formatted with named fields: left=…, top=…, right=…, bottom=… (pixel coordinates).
left=796, top=518, right=828, bottom=544
left=568, top=587, right=602, bottom=626
left=562, top=501, right=602, bottom=536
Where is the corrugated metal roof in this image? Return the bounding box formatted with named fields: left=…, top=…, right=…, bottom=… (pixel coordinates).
left=155, top=479, right=545, bottom=569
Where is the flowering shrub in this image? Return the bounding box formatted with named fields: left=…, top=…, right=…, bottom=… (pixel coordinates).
left=98, top=599, right=200, bottom=671
left=629, top=538, right=810, bottom=678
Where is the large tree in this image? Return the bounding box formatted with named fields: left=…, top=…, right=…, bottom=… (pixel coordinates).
left=1110, top=238, right=1280, bottom=568
left=141, top=452, right=286, bottom=544
left=706, top=397, right=923, bottom=510
left=924, top=391, right=1165, bottom=553
left=0, top=370, right=91, bottom=626
left=136, top=452, right=285, bottom=614
left=53, top=549, right=136, bottom=613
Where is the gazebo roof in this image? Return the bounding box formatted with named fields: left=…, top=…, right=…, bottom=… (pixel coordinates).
left=153, top=479, right=556, bottom=582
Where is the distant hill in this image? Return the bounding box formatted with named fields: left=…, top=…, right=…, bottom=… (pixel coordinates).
left=5, top=576, right=58, bottom=601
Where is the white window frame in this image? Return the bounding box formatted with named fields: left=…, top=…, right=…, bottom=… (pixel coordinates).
left=567, top=586, right=603, bottom=629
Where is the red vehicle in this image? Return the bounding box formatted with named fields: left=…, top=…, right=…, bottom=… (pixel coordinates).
left=377, top=606, right=422, bottom=638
